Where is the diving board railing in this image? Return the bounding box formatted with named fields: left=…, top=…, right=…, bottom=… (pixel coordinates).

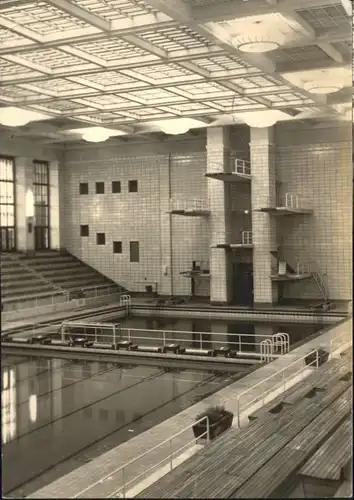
left=169, top=198, right=209, bottom=212
left=72, top=415, right=210, bottom=498
left=235, top=348, right=320, bottom=428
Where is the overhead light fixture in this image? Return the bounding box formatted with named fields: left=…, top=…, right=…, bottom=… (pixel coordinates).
left=232, top=21, right=284, bottom=53
left=0, top=106, right=49, bottom=127
left=238, top=110, right=291, bottom=128
left=82, top=127, right=112, bottom=143
left=303, top=81, right=343, bottom=94
left=155, top=118, right=205, bottom=135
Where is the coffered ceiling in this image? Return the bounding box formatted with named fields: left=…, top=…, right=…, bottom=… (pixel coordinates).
left=0, top=0, right=352, bottom=143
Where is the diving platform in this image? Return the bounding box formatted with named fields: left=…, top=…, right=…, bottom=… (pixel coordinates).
left=271, top=261, right=311, bottom=281
left=169, top=198, right=210, bottom=216
left=205, top=159, right=251, bottom=183
left=180, top=270, right=211, bottom=279
left=258, top=193, right=313, bottom=215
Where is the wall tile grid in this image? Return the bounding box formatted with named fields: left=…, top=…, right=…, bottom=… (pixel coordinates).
left=275, top=124, right=352, bottom=301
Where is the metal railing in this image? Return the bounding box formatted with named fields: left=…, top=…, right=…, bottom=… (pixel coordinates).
left=81, top=284, right=122, bottom=297
left=2, top=293, right=68, bottom=312
left=330, top=329, right=352, bottom=357
left=235, top=348, right=320, bottom=428
left=235, top=158, right=251, bottom=176
left=241, top=230, right=253, bottom=245
left=169, top=198, right=209, bottom=213
left=281, top=192, right=311, bottom=210
left=73, top=416, right=210, bottom=498
left=72, top=326, right=290, bottom=357
left=1, top=291, right=125, bottom=324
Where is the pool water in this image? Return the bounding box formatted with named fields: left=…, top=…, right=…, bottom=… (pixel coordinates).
left=91, top=316, right=327, bottom=352
left=2, top=355, right=244, bottom=497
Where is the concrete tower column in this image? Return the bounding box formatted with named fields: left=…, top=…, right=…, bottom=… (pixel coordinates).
left=207, top=127, right=233, bottom=304
left=49, top=160, right=60, bottom=250
left=16, top=157, right=35, bottom=252
left=250, top=127, right=278, bottom=306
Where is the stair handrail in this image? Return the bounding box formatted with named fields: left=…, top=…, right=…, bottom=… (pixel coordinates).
left=3, top=253, right=69, bottom=299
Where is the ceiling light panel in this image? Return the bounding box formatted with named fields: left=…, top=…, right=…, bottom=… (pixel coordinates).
left=42, top=100, right=92, bottom=112
left=192, top=55, right=252, bottom=72
left=136, top=26, right=214, bottom=52
left=0, top=59, right=37, bottom=77
left=0, top=86, right=39, bottom=100
left=122, top=88, right=183, bottom=104
left=0, top=27, right=28, bottom=46
left=121, top=108, right=175, bottom=119
left=173, top=82, right=234, bottom=98
left=128, top=64, right=199, bottom=83
left=80, top=71, right=140, bottom=87
left=81, top=95, right=135, bottom=107
left=28, top=79, right=87, bottom=95
left=162, top=102, right=216, bottom=113
left=295, top=5, right=350, bottom=31
left=73, top=39, right=152, bottom=61
left=1, top=1, right=91, bottom=35
left=17, top=48, right=86, bottom=69
left=71, top=0, right=160, bottom=18
left=208, top=98, right=266, bottom=112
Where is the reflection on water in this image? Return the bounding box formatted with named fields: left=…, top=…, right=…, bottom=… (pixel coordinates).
left=2, top=355, right=244, bottom=497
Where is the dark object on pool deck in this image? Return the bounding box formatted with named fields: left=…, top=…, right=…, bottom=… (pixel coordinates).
left=214, top=346, right=231, bottom=357
left=137, top=345, right=164, bottom=353
left=310, top=300, right=332, bottom=312
left=117, top=340, right=138, bottom=350
left=31, top=334, right=51, bottom=345
left=50, top=339, right=72, bottom=347
left=305, top=348, right=329, bottom=367
left=92, top=341, right=117, bottom=350
left=70, top=336, right=93, bottom=347
left=164, top=343, right=180, bottom=354
left=193, top=405, right=234, bottom=440
left=11, top=336, right=32, bottom=344
left=184, top=348, right=216, bottom=357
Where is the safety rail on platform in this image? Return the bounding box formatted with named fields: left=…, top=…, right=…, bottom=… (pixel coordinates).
left=235, top=158, right=251, bottom=176
left=72, top=416, right=210, bottom=499
left=169, top=198, right=209, bottom=213
left=279, top=192, right=311, bottom=210
left=1, top=292, right=126, bottom=324
left=235, top=348, right=320, bottom=428
left=241, top=230, right=253, bottom=245
left=79, top=283, right=124, bottom=298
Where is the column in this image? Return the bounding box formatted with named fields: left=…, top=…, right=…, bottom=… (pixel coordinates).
left=250, top=127, right=278, bottom=306
left=15, top=157, right=34, bottom=252
left=207, top=127, right=233, bottom=304
left=159, top=157, right=173, bottom=296
left=49, top=160, right=60, bottom=249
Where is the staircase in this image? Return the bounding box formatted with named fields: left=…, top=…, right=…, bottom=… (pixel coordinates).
left=270, top=249, right=329, bottom=301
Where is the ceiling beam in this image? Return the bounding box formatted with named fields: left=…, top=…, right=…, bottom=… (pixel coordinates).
left=191, top=0, right=347, bottom=23
left=43, top=0, right=111, bottom=32
left=277, top=59, right=350, bottom=74
left=339, top=0, right=352, bottom=15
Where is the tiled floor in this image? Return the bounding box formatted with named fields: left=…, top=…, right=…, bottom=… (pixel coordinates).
left=28, top=318, right=351, bottom=499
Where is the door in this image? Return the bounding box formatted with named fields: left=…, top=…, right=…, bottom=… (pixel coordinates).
left=0, top=227, right=16, bottom=251
left=232, top=263, right=254, bottom=306
left=35, top=226, right=49, bottom=250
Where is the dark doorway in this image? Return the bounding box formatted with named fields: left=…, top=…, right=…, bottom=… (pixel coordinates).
left=0, top=227, right=15, bottom=252
left=232, top=262, right=254, bottom=306
left=35, top=226, right=49, bottom=250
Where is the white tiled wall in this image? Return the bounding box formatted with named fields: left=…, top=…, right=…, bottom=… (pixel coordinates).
left=275, top=122, right=352, bottom=301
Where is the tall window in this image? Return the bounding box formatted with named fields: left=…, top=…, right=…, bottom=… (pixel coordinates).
left=0, top=156, right=16, bottom=251
left=33, top=160, right=50, bottom=250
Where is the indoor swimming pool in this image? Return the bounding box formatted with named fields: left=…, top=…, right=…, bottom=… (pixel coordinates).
left=1, top=355, right=244, bottom=497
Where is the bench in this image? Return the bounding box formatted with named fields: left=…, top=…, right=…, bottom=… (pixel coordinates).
left=138, top=378, right=352, bottom=499
left=50, top=339, right=71, bottom=347
left=233, top=387, right=352, bottom=499
left=296, top=417, right=352, bottom=497
left=183, top=348, right=215, bottom=357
